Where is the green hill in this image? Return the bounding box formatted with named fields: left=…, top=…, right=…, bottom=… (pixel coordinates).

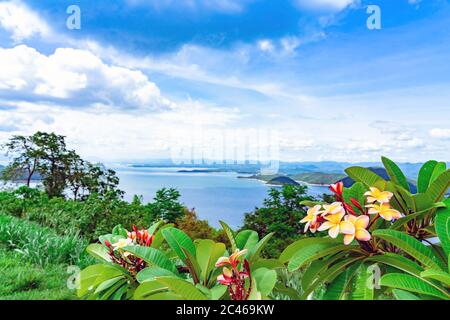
left=291, top=172, right=346, bottom=185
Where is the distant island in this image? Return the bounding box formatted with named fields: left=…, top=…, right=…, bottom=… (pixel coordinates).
left=239, top=172, right=346, bottom=186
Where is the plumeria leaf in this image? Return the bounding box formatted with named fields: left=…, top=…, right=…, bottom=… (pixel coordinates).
left=279, top=237, right=340, bottom=264
left=123, top=245, right=178, bottom=274
left=196, top=239, right=226, bottom=286
left=86, top=243, right=111, bottom=262
left=112, top=224, right=128, bottom=237
left=426, top=169, right=450, bottom=203
left=235, top=230, right=259, bottom=252
left=134, top=280, right=181, bottom=300
left=248, top=232, right=274, bottom=264
left=420, top=269, right=450, bottom=286
left=382, top=156, right=410, bottom=192
left=380, top=273, right=449, bottom=300
left=155, top=276, right=209, bottom=300
left=301, top=251, right=351, bottom=292
left=430, top=162, right=447, bottom=185
left=350, top=264, right=375, bottom=300
left=253, top=268, right=277, bottom=296
left=300, top=256, right=365, bottom=299
left=344, top=166, right=386, bottom=188
left=323, top=262, right=361, bottom=300
left=392, top=289, right=421, bottom=300
left=435, top=204, right=450, bottom=257
left=136, top=266, right=180, bottom=283
left=219, top=220, right=237, bottom=252
left=288, top=243, right=355, bottom=272
left=418, top=160, right=439, bottom=193
left=372, top=229, right=445, bottom=271
left=161, top=227, right=196, bottom=264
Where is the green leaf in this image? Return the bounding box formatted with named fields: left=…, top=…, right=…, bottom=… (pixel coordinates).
left=161, top=227, right=196, bottom=264
left=344, top=166, right=386, bottom=188
left=182, top=247, right=202, bottom=285
left=436, top=205, right=450, bottom=258
left=300, top=256, right=364, bottom=299
left=148, top=220, right=164, bottom=235
left=136, top=266, right=180, bottom=283
left=252, top=258, right=284, bottom=270
left=134, top=280, right=181, bottom=300
left=430, top=162, right=447, bottom=185
left=196, top=239, right=226, bottom=286
left=301, top=251, right=350, bottom=291
left=382, top=156, right=410, bottom=192
left=112, top=224, right=128, bottom=237
left=235, top=230, right=259, bottom=251
left=86, top=243, right=111, bottom=262
left=77, top=264, right=123, bottom=298
left=248, top=232, right=274, bottom=263
left=420, top=269, right=450, bottom=286
left=418, top=160, right=438, bottom=193
left=350, top=264, right=375, bottom=300
left=219, top=221, right=237, bottom=252
left=392, top=289, right=421, bottom=300
left=373, top=229, right=445, bottom=271
left=380, top=273, right=449, bottom=300
left=288, top=243, right=356, bottom=272
left=426, top=169, right=450, bottom=203
left=323, top=262, right=360, bottom=300
left=123, top=246, right=178, bottom=274
left=366, top=253, right=424, bottom=276
left=253, top=268, right=277, bottom=296
left=156, top=277, right=209, bottom=300
left=273, top=283, right=301, bottom=300
left=279, top=237, right=339, bottom=263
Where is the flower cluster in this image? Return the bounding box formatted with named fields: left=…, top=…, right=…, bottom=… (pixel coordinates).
left=301, top=182, right=403, bottom=246
left=215, top=249, right=252, bottom=300
left=104, top=226, right=154, bottom=276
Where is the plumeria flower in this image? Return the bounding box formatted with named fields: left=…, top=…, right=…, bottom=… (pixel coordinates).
left=300, top=205, right=322, bottom=233
left=317, top=211, right=348, bottom=238
left=112, top=238, right=133, bottom=250
left=364, top=187, right=393, bottom=204
left=330, top=182, right=344, bottom=200
left=342, top=215, right=371, bottom=245
left=321, top=202, right=345, bottom=217
left=366, top=203, right=402, bottom=221
left=217, top=267, right=233, bottom=285
left=215, top=249, right=248, bottom=269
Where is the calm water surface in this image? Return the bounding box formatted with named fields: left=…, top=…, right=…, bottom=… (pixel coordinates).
left=115, top=167, right=330, bottom=228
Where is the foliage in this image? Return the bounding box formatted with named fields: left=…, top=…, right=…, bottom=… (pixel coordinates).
left=78, top=221, right=279, bottom=300
left=175, top=209, right=228, bottom=244
left=0, top=214, right=92, bottom=267
left=1, top=132, right=124, bottom=200
left=146, top=188, right=185, bottom=223
left=241, top=185, right=315, bottom=258
left=281, top=156, right=450, bottom=300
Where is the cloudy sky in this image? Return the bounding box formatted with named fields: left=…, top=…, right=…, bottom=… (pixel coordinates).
left=0, top=0, right=449, bottom=163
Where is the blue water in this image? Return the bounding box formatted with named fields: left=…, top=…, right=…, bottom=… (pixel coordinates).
left=115, top=167, right=330, bottom=228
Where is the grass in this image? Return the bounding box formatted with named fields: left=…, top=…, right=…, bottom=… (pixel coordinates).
left=0, top=247, right=77, bottom=300
left=0, top=214, right=94, bottom=268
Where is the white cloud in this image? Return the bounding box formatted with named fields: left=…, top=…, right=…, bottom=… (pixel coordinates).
left=0, top=45, right=173, bottom=110
left=0, top=0, right=50, bottom=42
left=430, top=128, right=450, bottom=139
left=258, top=40, right=275, bottom=53
left=294, top=0, right=359, bottom=12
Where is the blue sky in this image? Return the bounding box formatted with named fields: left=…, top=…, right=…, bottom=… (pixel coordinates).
left=0, top=0, right=450, bottom=163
